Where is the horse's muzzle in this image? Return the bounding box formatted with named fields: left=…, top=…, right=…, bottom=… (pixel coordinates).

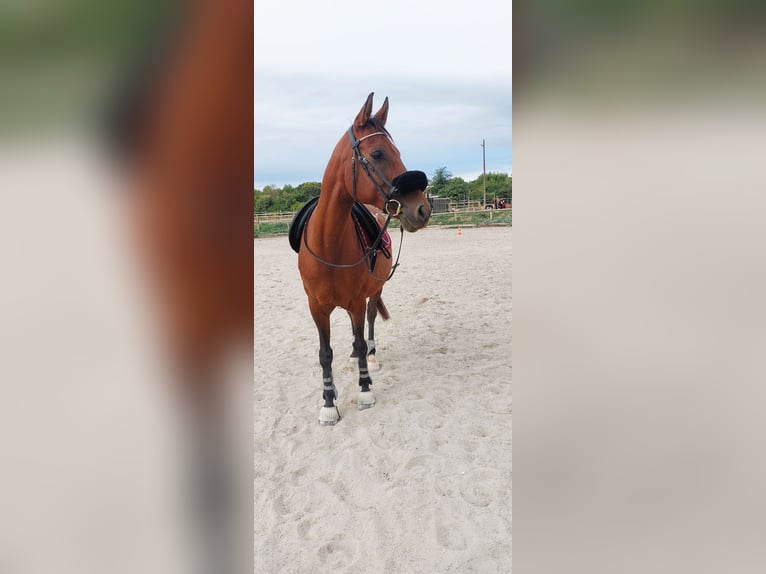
left=398, top=200, right=431, bottom=232
left=389, top=170, right=430, bottom=231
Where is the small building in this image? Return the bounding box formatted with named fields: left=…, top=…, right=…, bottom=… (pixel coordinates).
left=428, top=196, right=450, bottom=214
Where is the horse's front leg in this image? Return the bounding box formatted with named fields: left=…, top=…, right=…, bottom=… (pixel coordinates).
left=310, top=301, right=339, bottom=426
left=350, top=302, right=376, bottom=410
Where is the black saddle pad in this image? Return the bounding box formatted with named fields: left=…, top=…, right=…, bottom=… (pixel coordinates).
left=288, top=196, right=319, bottom=253
left=288, top=197, right=389, bottom=270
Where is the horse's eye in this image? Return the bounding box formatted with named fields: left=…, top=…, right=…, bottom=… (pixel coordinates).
left=371, top=150, right=384, bottom=161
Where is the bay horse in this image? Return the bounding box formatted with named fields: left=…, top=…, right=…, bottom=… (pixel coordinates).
left=297, top=93, right=431, bottom=425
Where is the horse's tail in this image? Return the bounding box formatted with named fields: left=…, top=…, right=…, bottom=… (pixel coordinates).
left=377, top=298, right=390, bottom=321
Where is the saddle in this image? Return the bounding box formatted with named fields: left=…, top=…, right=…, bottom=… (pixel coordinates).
left=288, top=197, right=391, bottom=271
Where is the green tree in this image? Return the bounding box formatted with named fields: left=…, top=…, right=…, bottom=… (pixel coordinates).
left=466, top=172, right=512, bottom=204
left=253, top=189, right=274, bottom=213
left=253, top=172, right=510, bottom=215
left=254, top=181, right=322, bottom=213
left=429, top=166, right=452, bottom=198
left=485, top=172, right=512, bottom=202
left=442, top=177, right=470, bottom=202
left=431, top=166, right=452, bottom=186
left=273, top=184, right=295, bottom=211
left=294, top=181, right=321, bottom=207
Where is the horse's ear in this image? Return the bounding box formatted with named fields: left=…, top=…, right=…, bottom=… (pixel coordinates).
left=354, top=92, right=375, bottom=128
left=373, top=96, right=389, bottom=127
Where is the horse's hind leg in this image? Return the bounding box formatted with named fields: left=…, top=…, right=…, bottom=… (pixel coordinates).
left=365, top=292, right=382, bottom=371
left=310, top=301, right=339, bottom=425
left=350, top=302, right=376, bottom=410
left=348, top=292, right=385, bottom=369
left=347, top=297, right=375, bottom=364
left=348, top=308, right=361, bottom=363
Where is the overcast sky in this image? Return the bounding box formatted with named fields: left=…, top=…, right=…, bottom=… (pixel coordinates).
left=254, top=0, right=511, bottom=189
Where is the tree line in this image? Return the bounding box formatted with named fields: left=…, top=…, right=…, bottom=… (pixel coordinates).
left=254, top=168, right=511, bottom=213
left=428, top=168, right=511, bottom=204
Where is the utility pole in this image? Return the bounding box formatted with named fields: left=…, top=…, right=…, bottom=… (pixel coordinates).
left=481, top=139, right=487, bottom=208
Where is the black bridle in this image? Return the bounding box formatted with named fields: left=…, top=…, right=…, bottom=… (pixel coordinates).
left=348, top=127, right=405, bottom=219
left=301, top=127, right=406, bottom=281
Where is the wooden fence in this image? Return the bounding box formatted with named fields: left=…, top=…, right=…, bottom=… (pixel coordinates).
left=254, top=201, right=511, bottom=236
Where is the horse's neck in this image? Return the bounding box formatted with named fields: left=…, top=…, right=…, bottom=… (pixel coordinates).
left=310, top=144, right=360, bottom=239
left=311, top=180, right=355, bottom=240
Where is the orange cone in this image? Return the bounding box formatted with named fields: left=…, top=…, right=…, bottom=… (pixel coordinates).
left=457, top=227, right=462, bottom=236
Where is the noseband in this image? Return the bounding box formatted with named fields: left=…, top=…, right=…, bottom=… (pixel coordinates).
left=348, top=127, right=402, bottom=217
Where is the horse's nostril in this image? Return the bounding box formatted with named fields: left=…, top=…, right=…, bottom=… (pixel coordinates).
left=418, top=204, right=428, bottom=222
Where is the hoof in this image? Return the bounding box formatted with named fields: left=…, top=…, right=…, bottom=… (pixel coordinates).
left=358, top=390, right=376, bottom=410
left=319, top=406, right=341, bottom=426
left=367, top=355, right=380, bottom=371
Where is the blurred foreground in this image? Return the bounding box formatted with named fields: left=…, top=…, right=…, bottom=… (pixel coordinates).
left=515, top=2, right=766, bottom=573
left=0, top=1, right=252, bottom=573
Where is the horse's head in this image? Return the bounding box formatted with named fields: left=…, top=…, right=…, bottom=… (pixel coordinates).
left=342, top=93, right=431, bottom=232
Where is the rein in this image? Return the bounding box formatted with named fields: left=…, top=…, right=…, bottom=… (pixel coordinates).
left=302, top=218, right=404, bottom=282
left=301, top=128, right=407, bottom=281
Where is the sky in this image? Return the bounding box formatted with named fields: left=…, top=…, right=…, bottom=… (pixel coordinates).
left=254, top=0, right=511, bottom=190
